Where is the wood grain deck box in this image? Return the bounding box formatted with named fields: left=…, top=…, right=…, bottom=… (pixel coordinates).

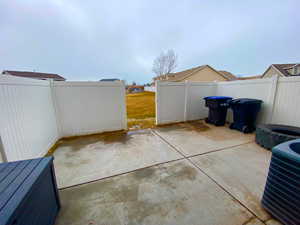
left=0, top=157, right=60, bottom=225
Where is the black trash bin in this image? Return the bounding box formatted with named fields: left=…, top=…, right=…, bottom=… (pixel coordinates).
left=204, top=96, right=232, bottom=126
left=229, top=98, right=263, bottom=133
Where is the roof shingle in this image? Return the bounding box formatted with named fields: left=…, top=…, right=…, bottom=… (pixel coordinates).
left=154, top=65, right=236, bottom=82
left=272, top=64, right=300, bottom=76
left=2, top=70, right=66, bottom=81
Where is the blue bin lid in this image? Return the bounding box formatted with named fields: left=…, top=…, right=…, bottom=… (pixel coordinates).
left=204, top=96, right=233, bottom=100
left=230, top=98, right=263, bottom=105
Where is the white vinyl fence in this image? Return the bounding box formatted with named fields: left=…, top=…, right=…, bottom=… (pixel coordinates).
left=0, top=76, right=126, bottom=162
left=0, top=76, right=59, bottom=162
left=156, top=81, right=216, bottom=124
left=156, top=76, right=300, bottom=127
left=271, top=76, right=300, bottom=126
left=53, top=81, right=127, bottom=137
left=144, top=86, right=156, bottom=92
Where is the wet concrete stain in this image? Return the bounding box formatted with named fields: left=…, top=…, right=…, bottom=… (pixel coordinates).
left=56, top=129, right=151, bottom=152
left=173, top=165, right=198, bottom=181
left=132, top=162, right=197, bottom=182
left=158, top=120, right=210, bottom=133
left=56, top=161, right=195, bottom=225
left=64, top=158, right=91, bottom=168
left=133, top=167, right=156, bottom=180
left=158, top=163, right=199, bottom=190
left=126, top=198, right=188, bottom=225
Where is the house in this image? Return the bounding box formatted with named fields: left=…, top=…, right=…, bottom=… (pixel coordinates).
left=100, top=78, right=120, bottom=82
left=262, top=63, right=300, bottom=78
left=126, top=85, right=144, bottom=93
left=2, top=70, right=66, bottom=81
left=238, top=75, right=262, bottom=80
left=153, top=65, right=236, bottom=83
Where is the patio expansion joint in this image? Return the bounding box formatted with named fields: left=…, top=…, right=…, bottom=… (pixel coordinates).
left=59, top=157, right=185, bottom=191
left=186, top=140, right=255, bottom=159
left=151, top=129, right=266, bottom=224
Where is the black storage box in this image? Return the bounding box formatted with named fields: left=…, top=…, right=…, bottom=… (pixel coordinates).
left=0, top=157, right=60, bottom=225
left=229, top=98, right=262, bottom=133
left=204, top=96, right=232, bottom=126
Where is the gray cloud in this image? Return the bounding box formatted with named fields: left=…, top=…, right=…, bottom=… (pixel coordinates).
left=1, top=0, right=299, bottom=83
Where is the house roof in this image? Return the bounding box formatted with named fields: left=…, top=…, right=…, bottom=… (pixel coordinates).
left=100, top=78, right=120, bottom=81
left=155, top=65, right=235, bottom=82
left=2, top=70, right=66, bottom=81
left=262, top=63, right=300, bottom=77
left=126, top=85, right=144, bottom=89
left=238, top=75, right=262, bottom=80
left=272, top=64, right=300, bottom=76
left=166, top=65, right=206, bottom=81
left=218, top=70, right=237, bottom=80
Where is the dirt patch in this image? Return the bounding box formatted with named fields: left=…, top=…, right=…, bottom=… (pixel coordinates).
left=52, top=129, right=156, bottom=153
left=128, top=117, right=155, bottom=130
left=186, top=121, right=210, bottom=132
left=55, top=131, right=132, bottom=152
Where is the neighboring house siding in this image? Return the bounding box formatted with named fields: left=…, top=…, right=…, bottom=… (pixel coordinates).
left=183, top=67, right=227, bottom=82
left=263, top=67, right=283, bottom=78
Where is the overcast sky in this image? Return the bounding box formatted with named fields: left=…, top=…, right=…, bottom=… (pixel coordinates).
left=1, top=0, right=299, bottom=83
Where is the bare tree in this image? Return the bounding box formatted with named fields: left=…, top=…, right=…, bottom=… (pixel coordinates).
left=152, top=49, right=178, bottom=77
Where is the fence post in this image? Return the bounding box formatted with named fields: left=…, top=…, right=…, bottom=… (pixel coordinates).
left=184, top=81, right=190, bottom=122
left=155, top=81, right=160, bottom=125
left=268, top=75, right=279, bottom=123
left=121, top=80, right=128, bottom=130
left=0, top=136, right=8, bottom=162
left=49, top=79, right=61, bottom=138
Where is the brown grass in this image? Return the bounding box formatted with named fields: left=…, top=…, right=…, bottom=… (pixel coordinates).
left=126, top=91, right=155, bottom=129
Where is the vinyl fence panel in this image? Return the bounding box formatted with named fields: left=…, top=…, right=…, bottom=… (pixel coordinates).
left=0, top=76, right=58, bottom=161
left=156, top=81, right=217, bottom=124
left=156, top=82, right=186, bottom=125
left=216, top=78, right=274, bottom=123
left=53, top=81, right=127, bottom=137
left=271, top=76, right=300, bottom=127
left=186, top=82, right=218, bottom=121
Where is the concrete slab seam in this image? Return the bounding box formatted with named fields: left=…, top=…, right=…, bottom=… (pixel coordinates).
left=59, top=157, right=185, bottom=190
left=151, top=129, right=266, bottom=224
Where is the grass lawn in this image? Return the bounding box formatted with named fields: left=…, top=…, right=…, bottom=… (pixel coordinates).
left=126, top=91, right=155, bottom=129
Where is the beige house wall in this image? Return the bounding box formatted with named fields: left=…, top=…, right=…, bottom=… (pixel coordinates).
left=181, top=67, right=227, bottom=82
left=263, top=67, right=284, bottom=78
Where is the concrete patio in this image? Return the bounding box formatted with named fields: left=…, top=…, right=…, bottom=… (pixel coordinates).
left=53, top=121, right=282, bottom=225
